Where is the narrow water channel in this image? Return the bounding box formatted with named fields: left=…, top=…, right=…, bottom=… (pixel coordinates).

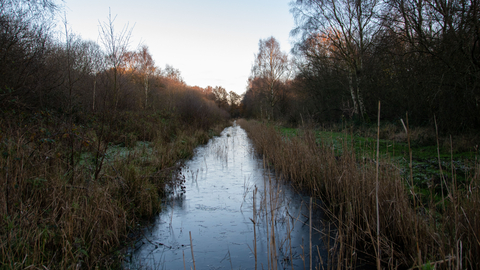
left=126, top=123, right=327, bottom=269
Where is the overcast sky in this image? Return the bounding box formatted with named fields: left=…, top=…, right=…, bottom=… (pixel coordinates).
left=59, top=0, right=296, bottom=95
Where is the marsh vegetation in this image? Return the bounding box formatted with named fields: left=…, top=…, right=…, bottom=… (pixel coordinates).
left=0, top=1, right=230, bottom=267
left=127, top=123, right=326, bottom=270
left=238, top=119, right=479, bottom=269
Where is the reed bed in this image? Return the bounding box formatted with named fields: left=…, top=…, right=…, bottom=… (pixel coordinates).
left=237, top=119, right=480, bottom=269
left=0, top=111, right=227, bottom=269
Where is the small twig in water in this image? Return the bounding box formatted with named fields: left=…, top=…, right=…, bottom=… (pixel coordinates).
left=189, top=231, right=196, bottom=270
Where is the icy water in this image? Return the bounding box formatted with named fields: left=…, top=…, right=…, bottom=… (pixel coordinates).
left=126, top=123, right=327, bottom=270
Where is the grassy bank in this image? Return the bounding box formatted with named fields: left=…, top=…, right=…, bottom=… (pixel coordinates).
left=238, top=119, right=479, bottom=269
left=280, top=125, right=478, bottom=208
left=0, top=110, right=228, bottom=269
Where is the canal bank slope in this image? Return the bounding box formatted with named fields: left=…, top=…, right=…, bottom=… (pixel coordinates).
left=237, top=119, right=480, bottom=270
left=127, top=122, right=326, bottom=269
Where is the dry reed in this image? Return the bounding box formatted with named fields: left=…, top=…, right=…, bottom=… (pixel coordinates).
left=237, top=118, right=480, bottom=269
left=189, top=231, right=196, bottom=270
left=0, top=111, right=227, bottom=268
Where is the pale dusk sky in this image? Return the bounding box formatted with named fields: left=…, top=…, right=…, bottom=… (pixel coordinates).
left=59, top=0, right=296, bottom=95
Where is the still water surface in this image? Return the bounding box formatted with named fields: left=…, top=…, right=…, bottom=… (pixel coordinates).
left=128, top=123, right=326, bottom=269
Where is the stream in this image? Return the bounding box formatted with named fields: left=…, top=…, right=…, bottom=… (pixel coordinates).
left=126, top=123, right=327, bottom=269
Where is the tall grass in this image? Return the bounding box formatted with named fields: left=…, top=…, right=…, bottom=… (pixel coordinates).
left=237, top=119, right=480, bottom=269
left=0, top=109, right=227, bottom=268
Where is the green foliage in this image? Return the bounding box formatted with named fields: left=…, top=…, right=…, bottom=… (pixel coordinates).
left=421, top=261, right=435, bottom=270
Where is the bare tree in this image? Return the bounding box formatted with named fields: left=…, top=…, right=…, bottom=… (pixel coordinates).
left=291, top=0, right=381, bottom=119
left=78, top=40, right=105, bottom=112
left=228, top=91, right=242, bottom=117
left=212, top=86, right=229, bottom=110
left=137, top=46, right=155, bottom=109
left=229, top=91, right=241, bottom=106
left=251, top=36, right=290, bottom=120
left=0, top=0, right=58, bottom=18
left=163, top=64, right=184, bottom=84
left=59, top=38, right=104, bottom=112
left=98, top=9, right=133, bottom=112
left=0, top=0, right=55, bottom=109
left=123, top=45, right=156, bottom=109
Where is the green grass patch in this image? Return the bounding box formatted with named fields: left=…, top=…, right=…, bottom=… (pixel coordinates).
left=279, top=126, right=478, bottom=206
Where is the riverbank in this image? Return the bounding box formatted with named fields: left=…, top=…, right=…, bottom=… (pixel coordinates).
left=126, top=123, right=326, bottom=269
left=0, top=110, right=228, bottom=268
left=237, top=119, right=479, bottom=269
left=280, top=124, right=478, bottom=208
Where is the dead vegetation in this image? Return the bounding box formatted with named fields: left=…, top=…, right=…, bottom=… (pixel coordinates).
left=238, top=119, right=480, bottom=269
left=0, top=110, right=227, bottom=269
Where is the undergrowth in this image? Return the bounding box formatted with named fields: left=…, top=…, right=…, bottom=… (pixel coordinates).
left=238, top=119, right=479, bottom=269
left=279, top=125, right=478, bottom=209
left=0, top=109, right=227, bottom=269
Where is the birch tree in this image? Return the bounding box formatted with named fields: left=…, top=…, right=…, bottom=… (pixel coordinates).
left=123, top=45, right=156, bottom=109
left=98, top=9, right=133, bottom=112
left=251, top=36, right=290, bottom=120
left=291, top=0, right=381, bottom=119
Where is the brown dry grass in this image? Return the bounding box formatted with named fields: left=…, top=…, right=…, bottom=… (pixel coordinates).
left=237, top=119, right=480, bottom=269
left=0, top=111, right=227, bottom=269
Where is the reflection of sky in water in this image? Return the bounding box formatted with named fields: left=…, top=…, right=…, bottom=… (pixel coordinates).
left=127, top=123, right=327, bottom=269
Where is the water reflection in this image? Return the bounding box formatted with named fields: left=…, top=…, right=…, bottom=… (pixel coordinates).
left=127, top=123, right=326, bottom=269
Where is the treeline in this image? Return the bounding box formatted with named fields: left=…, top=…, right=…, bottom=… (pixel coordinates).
left=243, top=0, right=480, bottom=132
left=0, top=1, right=230, bottom=127
left=204, top=85, right=244, bottom=118
left=0, top=1, right=232, bottom=268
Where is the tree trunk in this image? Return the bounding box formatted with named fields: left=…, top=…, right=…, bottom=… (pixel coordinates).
left=93, top=78, right=96, bottom=112
left=348, top=72, right=359, bottom=115
left=144, top=75, right=148, bottom=109
left=355, top=72, right=366, bottom=119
